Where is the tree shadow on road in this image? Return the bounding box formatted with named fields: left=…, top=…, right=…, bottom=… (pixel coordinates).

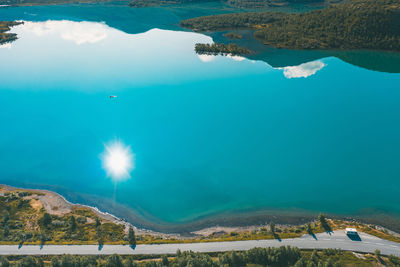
left=129, top=244, right=136, bottom=250
left=98, top=244, right=104, bottom=251
left=307, top=226, right=318, bottom=240
left=273, top=233, right=281, bottom=242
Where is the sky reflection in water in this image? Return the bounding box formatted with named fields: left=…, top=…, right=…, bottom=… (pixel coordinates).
left=1, top=20, right=400, bottom=226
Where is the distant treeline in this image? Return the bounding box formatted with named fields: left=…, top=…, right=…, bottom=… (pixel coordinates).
left=0, top=0, right=108, bottom=6
left=128, top=0, right=215, bottom=7
left=181, top=12, right=287, bottom=31
left=128, top=0, right=336, bottom=8
left=195, top=42, right=251, bottom=55
left=226, top=0, right=331, bottom=8
left=3, top=247, right=398, bottom=266
left=181, top=0, right=400, bottom=51
left=0, top=21, right=22, bottom=45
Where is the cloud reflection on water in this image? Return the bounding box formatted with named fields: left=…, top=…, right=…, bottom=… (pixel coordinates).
left=23, top=20, right=108, bottom=45
left=279, top=60, right=326, bottom=79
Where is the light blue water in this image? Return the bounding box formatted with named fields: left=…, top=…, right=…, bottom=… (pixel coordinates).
left=1, top=4, right=400, bottom=230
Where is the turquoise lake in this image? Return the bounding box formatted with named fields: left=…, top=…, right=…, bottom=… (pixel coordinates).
left=1, top=2, right=400, bottom=232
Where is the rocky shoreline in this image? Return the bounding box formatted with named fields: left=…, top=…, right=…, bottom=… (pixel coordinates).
left=2, top=184, right=400, bottom=242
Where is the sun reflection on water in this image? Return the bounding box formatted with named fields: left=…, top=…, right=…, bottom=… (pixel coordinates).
left=101, top=140, right=135, bottom=181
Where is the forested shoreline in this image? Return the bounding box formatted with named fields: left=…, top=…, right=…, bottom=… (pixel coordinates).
left=128, top=0, right=336, bottom=8
left=181, top=0, right=400, bottom=51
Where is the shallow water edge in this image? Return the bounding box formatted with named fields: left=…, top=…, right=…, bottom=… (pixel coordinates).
left=3, top=183, right=400, bottom=236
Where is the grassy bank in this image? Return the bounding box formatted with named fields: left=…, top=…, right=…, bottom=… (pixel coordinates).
left=0, top=187, right=126, bottom=246
left=1, top=186, right=400, bottom=246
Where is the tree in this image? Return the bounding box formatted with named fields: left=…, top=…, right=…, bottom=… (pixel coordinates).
left=106, top=254, right=124, bottom=267
left=307, top=223, right=313, bottom=235
left=18, top=256, right=38, bottom=267
left=128, top=227, right=136, bottom=246
left=3, top=226, right=9, bottom=237
left=40, top=233, right=46, bottom=247
left=40, top=213, right=52, bottom=228
left=294, top=258, right=306, bottom=267
left=324, top=258, right=335, bottom=267
left=51, top=258, right=60, bottom=267
left=124, top=258, right=137, bottom=267
left=95, top=217, right=101, bottom=227
left=2, top=211, right=9, bottom=227
left=98, top=236, right=104, bottom=247
left=270, top=221, right=276, bottom=234
left=374, top=249, right=381, bottom=259
left=310, top=250, right=318, bottom=263
left=318, top=214, right=326, bottom=225
left=18, top=233, right=25, bottom=247
left=0, top=256, right=9, bottom=267
left=60, top=254, right=77, bottom=267
left=318, top=214, right=331, bottom=232
left=161, top=255, right=169, bottom=266
left=69, top=216, right=77, bottom=232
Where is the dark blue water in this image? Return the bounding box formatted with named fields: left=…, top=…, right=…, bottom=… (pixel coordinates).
left=1, top=3, right=400, bottom=230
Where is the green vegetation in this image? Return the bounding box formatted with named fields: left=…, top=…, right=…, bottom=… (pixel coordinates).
left=128, top=226, right=136, bottom=246
left=0, top=248, right=399, bottom=266
left=181, top=12, right=286, bottom=31
left=128, top=0, right=343, bottom=8
left=0, top=21, right=22, bottom=45
left=2, top=187, right=400, bottom=246
left=225, top=0, right=334, bottom=9
left=255, top=0, right=400, bottom=50
left=181, top=0, right=400, bottom=51
left=128, top=0, right=216, bottom=7
left=318, top=214, right=331, bottom=232
left=195, top=42, right=251, bottom=55
left=0, top=189, right=127, bottom=245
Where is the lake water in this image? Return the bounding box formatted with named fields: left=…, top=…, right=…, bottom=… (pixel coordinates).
left=1, top=2, right=400, bottom=232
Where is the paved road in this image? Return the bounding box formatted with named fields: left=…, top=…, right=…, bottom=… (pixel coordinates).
left=1, top=230, right=399, bottom=256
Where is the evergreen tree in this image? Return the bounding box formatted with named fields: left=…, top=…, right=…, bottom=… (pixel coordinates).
left=0, top=256, right=9, bottom=267
left=106, top=254, right=124, bottom=267
left=128, top=227, right=136, bottom=246
left=69, top=216, right=77, bottom=232
left=40, top=213, right=52, bottom=227
left=161, top=255, right=169, bottom=266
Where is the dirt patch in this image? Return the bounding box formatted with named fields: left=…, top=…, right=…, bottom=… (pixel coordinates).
left=29, top=198, right=43, bottom=211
